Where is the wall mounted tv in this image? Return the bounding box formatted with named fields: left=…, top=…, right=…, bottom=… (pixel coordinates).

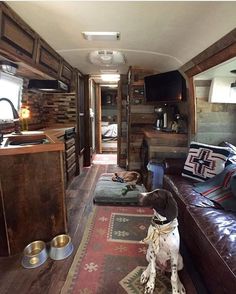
left=144, top=70, right=186, bottom=103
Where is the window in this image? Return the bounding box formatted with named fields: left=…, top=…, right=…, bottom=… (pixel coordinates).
left=0, top=72, right=23, bottom=120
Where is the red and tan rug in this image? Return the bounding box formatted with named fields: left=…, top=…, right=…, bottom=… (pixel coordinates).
left=62, top=206, right=197, bottom=294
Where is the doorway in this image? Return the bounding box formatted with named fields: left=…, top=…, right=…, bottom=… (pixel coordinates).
left=101, top=86, right=118, bottom=153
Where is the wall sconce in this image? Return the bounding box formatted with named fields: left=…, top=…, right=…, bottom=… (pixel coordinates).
left=20, top=107, right=30, bottom=131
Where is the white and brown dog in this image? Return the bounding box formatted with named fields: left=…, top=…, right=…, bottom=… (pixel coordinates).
left=139, top=189, right=186, bottom=294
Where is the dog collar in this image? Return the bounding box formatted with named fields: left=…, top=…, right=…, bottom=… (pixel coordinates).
left=151, top=216, right=170, bottom=226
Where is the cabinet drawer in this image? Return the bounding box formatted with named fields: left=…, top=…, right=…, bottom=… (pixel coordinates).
left=36, top=38, right=61, bottom=77
left=66, top=145, right=75, bottom=158
left=0, top=4, right=37, bottom=62
left=66, top=153, right=76, bottom=169
left=65, top=137, right=75, bottom=149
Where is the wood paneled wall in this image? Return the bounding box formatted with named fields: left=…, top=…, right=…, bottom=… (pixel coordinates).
left=194, top=80, right=236, bottom=145
left=117, top=74, right=128, bottom=168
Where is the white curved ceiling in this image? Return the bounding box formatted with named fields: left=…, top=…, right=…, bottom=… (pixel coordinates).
left=7, top=1, right=236, bottom=75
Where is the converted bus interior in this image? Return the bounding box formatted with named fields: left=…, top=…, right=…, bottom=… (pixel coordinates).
left=0, top=1, right=236, bottom=294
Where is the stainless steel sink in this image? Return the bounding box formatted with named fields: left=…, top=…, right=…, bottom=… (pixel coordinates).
left=8, top=138, right=49, bottom=146
left=3, top=132, right=50, bottom=147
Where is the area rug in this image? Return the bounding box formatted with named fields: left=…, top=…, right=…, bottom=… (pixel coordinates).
left=92, top=154, right=117, bottom=165
left=62, top=206, right=197, bottom=294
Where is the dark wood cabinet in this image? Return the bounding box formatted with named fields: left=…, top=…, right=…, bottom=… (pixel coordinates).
left=142, top=130, right=188, bottom=162
left=36, top=38, right=61, bottom=78
left=0, top=3, right=76, bottom=85
left=64, top=128, right=77, bottom=184
left=60, top=59, right=73, bottom=83
left=0, top=3, right=37, bottom=63
left=0, top=150, right=67, bottom=256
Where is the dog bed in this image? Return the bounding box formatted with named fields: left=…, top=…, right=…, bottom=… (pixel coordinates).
left=93, top=173, right=146, bottom=205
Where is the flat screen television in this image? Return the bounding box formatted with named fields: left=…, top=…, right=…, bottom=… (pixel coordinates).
left=144, top=70, right=186, bottom=103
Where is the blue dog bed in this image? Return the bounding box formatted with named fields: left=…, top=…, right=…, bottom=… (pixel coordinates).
left=93, top=173, right=146, bottom=205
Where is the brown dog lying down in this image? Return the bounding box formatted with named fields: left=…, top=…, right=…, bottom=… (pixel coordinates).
left=139, top=189, right=186, bottom=294
left=112, top=171, right=141, bottom=185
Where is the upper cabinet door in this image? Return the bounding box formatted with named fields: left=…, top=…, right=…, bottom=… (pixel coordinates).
left=60, top=60, right=73, bottom=83
left=0, top=3, right=37, bottom=63
left=36, top=38, right=61, bottom=78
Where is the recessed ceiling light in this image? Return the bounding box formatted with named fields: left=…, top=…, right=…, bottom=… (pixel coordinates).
left=82, top=32, right=120, bottom=41
left=100, top=69, right=119, bottom=74
left=101, top=84, right=118, bottom=88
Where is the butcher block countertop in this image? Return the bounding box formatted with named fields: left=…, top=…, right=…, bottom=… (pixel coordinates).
left=0, top=125, right=75, bottom=156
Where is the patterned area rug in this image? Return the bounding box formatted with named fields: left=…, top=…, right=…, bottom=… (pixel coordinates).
left=62, top=206, right=197, bottom=294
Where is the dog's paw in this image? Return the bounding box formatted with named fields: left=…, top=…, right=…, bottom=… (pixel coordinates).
left=172, top=282, right=186, bottom=294
left=140, top=271, right=149, bottom=285
left=144, top=282, right=155, bottom=294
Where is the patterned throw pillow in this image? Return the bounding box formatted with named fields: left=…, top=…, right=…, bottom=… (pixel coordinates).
left=182, top=141, right=230, bottom=182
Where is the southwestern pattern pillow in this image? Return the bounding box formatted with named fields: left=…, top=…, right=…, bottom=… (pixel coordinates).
left=182, top=141, right=230, bottom=182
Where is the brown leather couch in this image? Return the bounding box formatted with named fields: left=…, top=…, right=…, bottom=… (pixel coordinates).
left=163, top=158, right=236, bottom=294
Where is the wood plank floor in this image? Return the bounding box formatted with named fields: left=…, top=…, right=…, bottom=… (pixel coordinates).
left=0, top=157, right=123, bottom=294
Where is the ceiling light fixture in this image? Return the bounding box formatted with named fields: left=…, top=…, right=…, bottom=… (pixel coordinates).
left=82, top=31, right=120, bottom=41
left=101, top=74, right=120, bottom=82
left=0, top=60, right=18, bottom=75
left=101, top=84, right=118, bottom=88
left=230, top=69, right=236, bottom=88
left=89, top=50, right=125, bottom=66
left=100, top=69, right=119, bottom=74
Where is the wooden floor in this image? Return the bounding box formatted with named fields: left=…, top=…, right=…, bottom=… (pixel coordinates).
left=0, top=156, right=123, bottom=294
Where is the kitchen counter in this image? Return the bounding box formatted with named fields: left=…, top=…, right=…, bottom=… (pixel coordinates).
left=41, top=125, right=76, bottom=139
left=0, top=125, right=75, bottom=156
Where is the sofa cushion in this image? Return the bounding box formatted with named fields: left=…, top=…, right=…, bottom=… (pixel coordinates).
left=163, top=173, right=236, bottom=293
left=194, top=163, right=236, bottom=212
left=219, top=141, right=236, bottom=165
left=163, top=174, right=215, bottom=208
left=182, top=141, right=230, bottom=182
left=184, top=206, right=236, bottom=293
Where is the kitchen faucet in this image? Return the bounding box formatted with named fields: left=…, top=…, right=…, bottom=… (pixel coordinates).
left=0, top=98, right=22, bottom=143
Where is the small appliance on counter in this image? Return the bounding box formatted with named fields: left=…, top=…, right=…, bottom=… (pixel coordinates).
left=154, top=107, right=168, bottom=130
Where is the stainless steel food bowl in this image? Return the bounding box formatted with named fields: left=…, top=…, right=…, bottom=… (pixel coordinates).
left=49, top=234, right=73, bottom=260
left=21, top=240, right=48, bottom=269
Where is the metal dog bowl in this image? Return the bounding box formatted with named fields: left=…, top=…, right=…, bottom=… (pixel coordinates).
left=49, top=234, right=73, bottom=260
left=21, top=240, right=48, bottom=269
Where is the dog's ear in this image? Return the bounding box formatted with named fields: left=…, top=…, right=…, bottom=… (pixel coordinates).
left=164, top=192, right=178, bottom=221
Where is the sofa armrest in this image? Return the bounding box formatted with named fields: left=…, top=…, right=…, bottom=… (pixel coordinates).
left=163, top=158, right=186, bottom=175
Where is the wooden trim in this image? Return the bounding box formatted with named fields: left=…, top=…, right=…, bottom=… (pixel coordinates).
left=95, top=85, right=102, bottom=154
left=74, top=70, right=80, bottom=175
left=182, top=28, right=236, bottom=136
left=117, top=79, right=122, bottom=165
left=187, top=77, right=197, bottom=135
left=181, top=28, right=236, bottom=73
left=83, top=75, right=91, bottom=167
left=185, top=42, right=236, bottom=77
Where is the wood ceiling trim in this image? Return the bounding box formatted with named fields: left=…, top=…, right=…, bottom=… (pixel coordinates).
left=182, top=28, right=236, bottom=136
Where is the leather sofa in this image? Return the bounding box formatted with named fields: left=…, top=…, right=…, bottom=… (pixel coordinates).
left=163, top=158, right=236, bottom=294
